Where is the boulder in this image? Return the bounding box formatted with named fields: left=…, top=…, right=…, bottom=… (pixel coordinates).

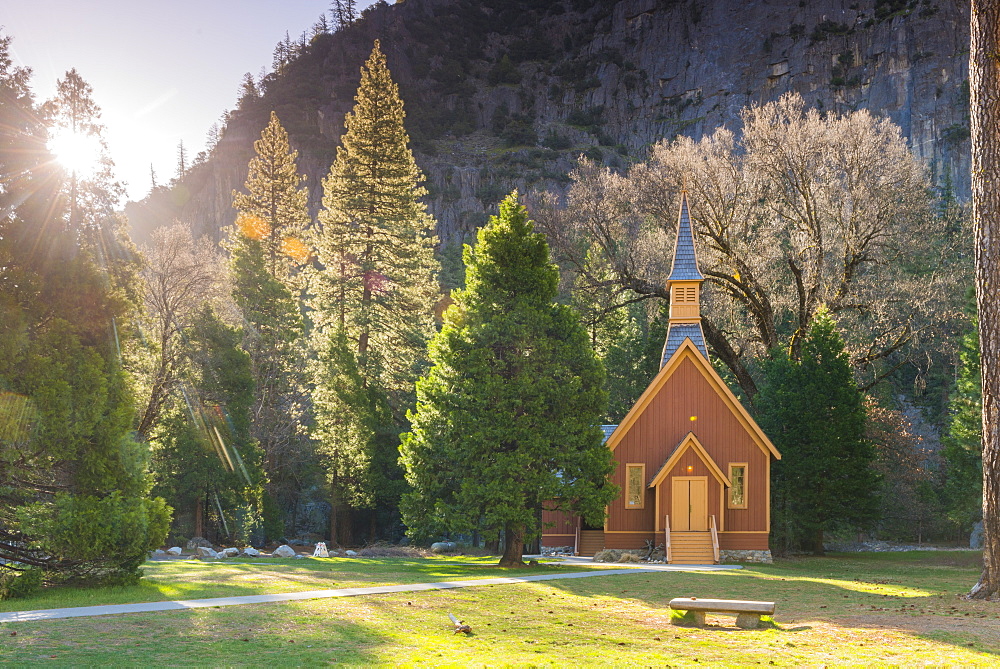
left=166, top=546, right=183, bottom=556
left=272, top=544, right=296, bottom=558
left=345, top=549, right=358, bottom=557
left=972, top=521, right=984, bottom=550
left=197, top=546, right=219, bottom=559
left=186, top=537, right=213, bottom=550
left=430, top=541, right=457, bottom=553
left=221, top=547, right=240, bottom=558
left=313, top=542, right=330, bottom=558
left=151, top=549, right=167, bottom=557
left=242, top=547, right=260, bottom=557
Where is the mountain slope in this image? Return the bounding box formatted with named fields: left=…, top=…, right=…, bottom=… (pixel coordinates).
left=127, top=0, right=970, bottom=244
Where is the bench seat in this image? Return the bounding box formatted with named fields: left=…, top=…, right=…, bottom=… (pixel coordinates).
left=668, top=597, right=776, bottom=629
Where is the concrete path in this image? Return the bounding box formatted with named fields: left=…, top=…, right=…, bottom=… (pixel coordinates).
left=0, top=562, right=740, bottom=624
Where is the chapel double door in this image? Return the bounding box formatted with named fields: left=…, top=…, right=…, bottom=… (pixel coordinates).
left=671, top=477, right=708, bottom=532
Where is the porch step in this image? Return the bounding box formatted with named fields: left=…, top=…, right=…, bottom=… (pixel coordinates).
left=668, top=532, right=716, bottom=564
left=578, top=531, right=605, bottom=557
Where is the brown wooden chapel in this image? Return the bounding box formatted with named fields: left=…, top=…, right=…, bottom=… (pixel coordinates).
left=542, top=192, right=781, bottom=564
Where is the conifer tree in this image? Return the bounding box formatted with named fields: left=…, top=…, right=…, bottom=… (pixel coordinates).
left=311, top=40, right=439, bottom=544
left=228, top=112, right=312, bottom=533
left=942, top=306, right=983, bottom=535
left=231, top=111, right=310, bottom=281
left=1, top=42, right=169, bottom=587
left=399, top=194, right=616, bottom=567
left=757, top=309, right=878, bottom=555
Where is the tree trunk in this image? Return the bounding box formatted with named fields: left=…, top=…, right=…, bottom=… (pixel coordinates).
left=812, top=528, right=825, bottom=556
left=971, top=0, right=1000, bottom=600
left=499, top=523, right=526, bottom=567
left=194, top=496, right=204, bottom=539
left=329, top=489, right=340, bottom=548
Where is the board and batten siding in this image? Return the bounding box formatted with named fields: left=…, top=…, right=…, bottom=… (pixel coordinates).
left=608, top=353, right=771, bottom=535
left=541, top=507, right=577, bottom=538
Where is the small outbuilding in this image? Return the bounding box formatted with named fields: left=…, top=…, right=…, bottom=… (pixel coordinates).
left=542, top=192, right=780, bottom=564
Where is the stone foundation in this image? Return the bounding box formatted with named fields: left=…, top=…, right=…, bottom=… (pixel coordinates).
left=540, top=545, right=574, bottom=556
left=719, top=549, right=773, bottom=564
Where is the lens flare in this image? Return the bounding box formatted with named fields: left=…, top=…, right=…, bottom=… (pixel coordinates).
left=237, top=214, right=270, bottom=241
left=282, top=236, right=311, bottom=263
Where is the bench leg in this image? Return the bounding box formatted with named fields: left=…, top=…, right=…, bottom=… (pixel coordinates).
left=671, top=610, right=706, bottom=627
left=735, top=612, right=761, bottom=629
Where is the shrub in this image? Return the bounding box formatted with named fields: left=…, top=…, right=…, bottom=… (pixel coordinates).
left=15, top=493, right=172, bottom=584
left=0, top=568, right=43, bottom=600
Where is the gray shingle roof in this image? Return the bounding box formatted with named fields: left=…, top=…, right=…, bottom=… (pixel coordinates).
left=661, top=323, right=709, bottom=366
left=601, top=425, right=618, bottom=443
left=666, top=192, right=704, bottom=282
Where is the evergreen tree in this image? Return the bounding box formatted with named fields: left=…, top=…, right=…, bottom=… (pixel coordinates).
left=228, top=111, right=312, bottom=537
left=42, top=69, right=123, bottom=242
left=942, top=305, right=983, bottom=535
left=150, top=307, right=267, bottom=545
left=231, top=111, right=310, bottom=282
left=0, top=39, right=169, bottom=588
left=757, top=309, right=878, bottom=555
left=311, top=40, right=439, bottom=544
left=399, top=194, right=616, bottom=566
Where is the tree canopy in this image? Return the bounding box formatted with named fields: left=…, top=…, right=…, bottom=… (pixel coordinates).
left=399, top=193, right=617, bottom=566
left=535, top=92, right=966, bottom=401
left=756, top=309, right=878, bottom=554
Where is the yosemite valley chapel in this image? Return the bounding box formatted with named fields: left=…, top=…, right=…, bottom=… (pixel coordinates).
left=542, top=192, right=781, bottom=564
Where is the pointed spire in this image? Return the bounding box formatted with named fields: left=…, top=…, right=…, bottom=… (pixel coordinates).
left=666, top=190, right=704, bottom=282
left=661, top=190, right=708, bottom=366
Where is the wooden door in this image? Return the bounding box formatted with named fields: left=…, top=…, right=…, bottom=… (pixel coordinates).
left=671, top=478, right=708, bottom=531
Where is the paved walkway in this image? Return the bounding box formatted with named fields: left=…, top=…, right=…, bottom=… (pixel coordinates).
left=0, top=562, right=740, bottom=624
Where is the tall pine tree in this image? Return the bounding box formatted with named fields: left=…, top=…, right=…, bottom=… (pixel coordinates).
left=1, top=42, right=169, bottom=587
left=757, top=309, right=878, bottom=554
left=231, top=111, right=310, bottom=282
left=228, top=111, right=311, bottom=535
left=310, top=40, right=439, bottom=544
left=399, top=194, right=616, bottom=566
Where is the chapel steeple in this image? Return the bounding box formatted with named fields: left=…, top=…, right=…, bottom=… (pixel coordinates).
left=661, top=190, right=709, bottom=366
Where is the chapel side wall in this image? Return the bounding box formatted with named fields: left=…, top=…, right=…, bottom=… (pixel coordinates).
left=607, top=355, right=770, bottom=534
left=541, top=506, right=577, bottom=541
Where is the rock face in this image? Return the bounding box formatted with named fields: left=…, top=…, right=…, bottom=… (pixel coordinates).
left=128, top=0, right=971, bottom=246
left=272, top=544, right=296, bottom=558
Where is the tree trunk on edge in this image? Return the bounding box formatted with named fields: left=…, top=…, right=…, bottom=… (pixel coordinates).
left=499, top=523, right=525, bottom=567
left=971, top=0, right=1000, bottom=600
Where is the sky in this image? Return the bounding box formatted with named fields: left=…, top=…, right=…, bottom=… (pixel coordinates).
left=4, top=1, right=374, bottom=203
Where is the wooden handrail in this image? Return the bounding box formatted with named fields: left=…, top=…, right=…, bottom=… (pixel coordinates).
left=665, top=515, right=671, bottom=563
left=710, top=515, right=720, bottom=564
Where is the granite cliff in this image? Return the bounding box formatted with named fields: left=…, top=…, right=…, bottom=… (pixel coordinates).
left=127, top=0, right=970, bottom=244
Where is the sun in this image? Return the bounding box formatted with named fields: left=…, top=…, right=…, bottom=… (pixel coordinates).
left=47, top=128, right=103, bottom=178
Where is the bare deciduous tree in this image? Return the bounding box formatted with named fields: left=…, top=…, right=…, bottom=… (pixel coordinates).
left=534, top=93, right=967, bottom=400
left=136, top=222, right=229, bottom=439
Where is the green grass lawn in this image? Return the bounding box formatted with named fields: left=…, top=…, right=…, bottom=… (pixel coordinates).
left=0, top=555, right=590, bottom=614
left=1, top=551, right=998, bottom=665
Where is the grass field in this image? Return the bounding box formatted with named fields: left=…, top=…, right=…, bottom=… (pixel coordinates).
left=0, top=556, right=588, bottom=614
left=1, top=551, right=997, bottom=664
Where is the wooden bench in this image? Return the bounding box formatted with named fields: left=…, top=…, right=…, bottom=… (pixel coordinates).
left=668, top=597, right=776, bottom=629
